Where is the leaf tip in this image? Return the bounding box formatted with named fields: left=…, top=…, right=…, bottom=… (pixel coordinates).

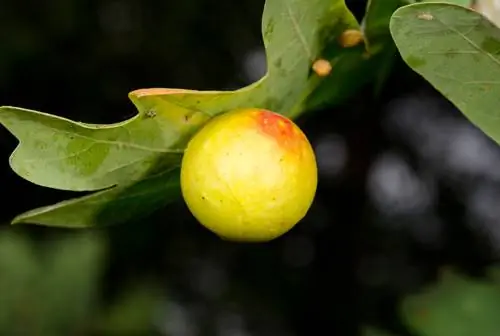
left=11, top=210, right=42, bottom=226
left=10, top=216, right=27, bottom=225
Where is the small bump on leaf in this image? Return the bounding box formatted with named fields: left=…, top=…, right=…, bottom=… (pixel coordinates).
left=417, top=12, right=433, bottom=21
left=312, top=59, right=332, bottom=77
left=338, top=29, right=364, bottom=48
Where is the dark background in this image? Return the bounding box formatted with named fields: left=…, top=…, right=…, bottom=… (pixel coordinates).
left=0, top=0, right=498, bottom=335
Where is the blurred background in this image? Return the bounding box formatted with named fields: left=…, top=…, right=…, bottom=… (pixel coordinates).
left=1, top=0, right=500, bottom=335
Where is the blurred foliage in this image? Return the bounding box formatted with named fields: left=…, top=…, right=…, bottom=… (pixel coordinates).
left=402, top=268, right=500, bottom=336
left=0, top=229, right=104, bottom=335
left=0, top=228, right=165, bottom=335
left=95, top=281, right=163, bottom=336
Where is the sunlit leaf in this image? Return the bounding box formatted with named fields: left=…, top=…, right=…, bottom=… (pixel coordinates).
left=0, top=104, right=190, bottom=191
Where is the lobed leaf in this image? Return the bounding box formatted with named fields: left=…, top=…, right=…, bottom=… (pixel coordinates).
left=4, top=0, right=395, bottom=227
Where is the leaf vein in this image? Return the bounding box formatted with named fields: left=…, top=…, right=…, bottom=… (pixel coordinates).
left=284, top=0, right=311, bottom=59
left=22, top=143, right=98, bottom=163
left=435, top=16, right=500, bottom=69
left=42, top=125, right=184, bottom=154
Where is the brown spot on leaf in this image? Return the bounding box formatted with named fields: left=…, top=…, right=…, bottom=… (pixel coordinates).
left=481, top=84, right=491, bottom=92
left=145, top=110, right=156, bottom=118
left=274, top=58, right=282, bottom=69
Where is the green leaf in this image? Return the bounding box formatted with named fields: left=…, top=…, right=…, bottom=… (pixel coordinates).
left=401, top=270, right=500, bottom=336
left=4, top=0, right=386, bottom=228
left=12, top=166, right=180, bottom=227
left=390, top=2, right=500, bottom=146
left=0, top=105, right=189, bottom=191
left=364, top=0, right=404, bottom=45
left=362, top=0, right=404, bottom=95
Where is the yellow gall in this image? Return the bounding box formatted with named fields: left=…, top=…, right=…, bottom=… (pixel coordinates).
left=180, top=108, right=318, bottom=242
